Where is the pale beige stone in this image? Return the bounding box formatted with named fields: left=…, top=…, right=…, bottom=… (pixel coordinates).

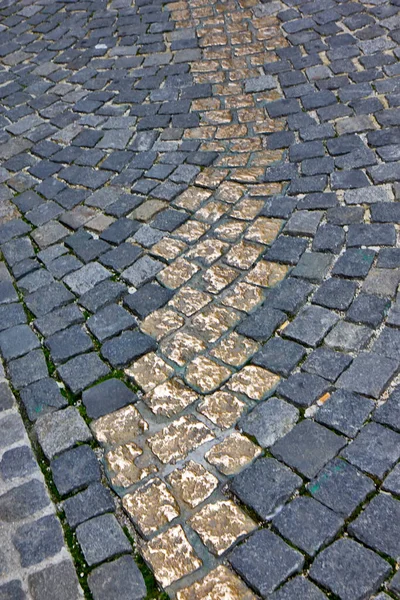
left=202, top=263, right=239, bottom=294
left=245, top=260, right=288, bottom=287
left=177, top=565, right=257, bottom=600
left=142, top=525, right=202, bottom=587
left=230, top=198, right=264, bottom=220
left=144, top=378, right=198, bottom=417
left=195, top=200, right=230, bottom=223
left=192, top=305, right=240, bottom=343
left=186, top=239, right=229, bottom=266
left=215, top=181, right=246, bottom=203
left=210, top=332, right=258, bottom=367
left=91, top=405, right=148, bottom=446
left=173, top=220, right=210, bottom=243
left=214, top=219, right=247, bottom=241
left=195, top=168, right=227, bottom=189
left=167, top=461, right=218, bottom=508
left=174, top=187, right=212, bottom=211
left=151, top=237, right=188, bottom=262
left=205, top=432, right=261, bottom=475
left=189, top=500, right=256, bottom=556
left=158, top=258, right=199, bottom=289
left=86, top=214, right=115, bottom=233
left=147, top=415, right=214, bottom=464
left=244, top=217, right=282, bottom=244
left=185, top=356, right=232, bottom=393
left=125, top=353, right=173, bottom=393
left=160, top=331, right=206, bottom=367
left=130, top=199, right=168, bottom=222
left=227, top=365, right=280, bottom=400
left=169, top=286, right=212, bottom=317
left=224, top=241, right=263, bottom=270
left=141, top=308, right=184, bottom=341
left=105, top=443, right=157, bottom=488
left=123, top=478, right=179, bottom=535
left=221, top=281, right=264, bottom=312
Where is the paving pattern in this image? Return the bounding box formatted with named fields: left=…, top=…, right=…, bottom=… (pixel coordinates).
left=1, top=0, right=400, bottom=597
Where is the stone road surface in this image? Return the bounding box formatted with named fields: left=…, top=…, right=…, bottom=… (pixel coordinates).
left=0, top=0, right=400, bottom=597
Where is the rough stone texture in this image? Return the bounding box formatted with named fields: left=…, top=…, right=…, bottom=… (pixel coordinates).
left=34, top=406, right=92, bottom=459
left=88, top=556, right=146, bottom=600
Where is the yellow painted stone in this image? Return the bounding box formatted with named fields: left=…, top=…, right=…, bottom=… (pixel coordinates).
left=177, top=565, right=257, bottom=600
left=167, top=461, right=218, bottom=508
left=125, top=353, right=173, bottom=393
left=195, top=200, right=230, bottom=223
left=245, top=260, right=288, bottom=287
left=213, top=219, right=247, bottom=242
left=205, top=432, right=261, bottom=475
left=123, top=478, right=179, bottom=535
left=91, top=405, right=148, bottom=446
left=227, top=365, right=280, bottom=400
left=185, top=356, right=232, bottom=393
left=173, top=219, right=210, bottom=243
left=147, top=415, right=214, bottom=464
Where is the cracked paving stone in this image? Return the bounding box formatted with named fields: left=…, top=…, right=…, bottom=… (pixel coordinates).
left=228, top=529, right=304, bottom=597
left=87, top=303, right=136, bottom=342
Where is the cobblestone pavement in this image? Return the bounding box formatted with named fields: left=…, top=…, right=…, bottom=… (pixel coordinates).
left=1, top=0, right=400, bottom=597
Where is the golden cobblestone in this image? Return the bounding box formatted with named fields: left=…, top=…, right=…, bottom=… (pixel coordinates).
left=150, top=237, right=187, bottom=262
left=144, top=378, right=198, bottom=417
left=158, top=258, right=199, bottom=289
left=160, top=332, right=207, bottom=367
left=214, top=219, right=247, bottom=242
left=142, top=525, right=202, bottom=588
left=177, top=565, right=257, bottom=600
left=227, top=365, right=280, bottom=400
left=167, top=461, right=218, bottom=508
left=91, top=405, right=148, bottom=446
left=202, top=110, right=233, bottom=124
left=186, top=238, right=229, bottom=265
left=195, top=200, right=230, bottom=223
left=169, top=286, right=212, bottom=316
left=174, top=187, right=213, bottom=211
left=202, top=263, right=239, bottom=294
left=229, top=167, right=264, bottom=183
left=189, top=500, right=256, bottom=555
left=221, top=281, right=265, bottom=312
left=205, top=432, right=261, bottom=475
left=147, top=415, right=214, bottom=464
left=244, top=216, right=283, bottom=244
left=192, top=304, right=240, bottom=342
left=141, top=308, right=184, bottom=341
left=195, top=168, right=228, bottom=189
left=210, top=332, right=258, bottom=367
left=105, top=443, right=157, bottom=488
left=185, top=355, right=233, bottom=393
left=197, top=390, right=246, bottom=428
left=123, top=478, right=180, bottom=536
left=245, top=260, right=289, bottom=287
left=173, top=219, right=210, bottom=242
left=125, top=353, right=173, bottom=393
left=215, top=181, right=245, bottom=203
left=224, top=240, right=263, bottom=270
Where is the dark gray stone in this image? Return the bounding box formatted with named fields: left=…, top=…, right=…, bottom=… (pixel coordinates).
left=252, top=337, right=306, bottom=376
left=63, top=483, right=115, bottom=529
left=79, top=280, right=126, bottom=313
left=0, top=382, right=14, bottom=412
left=332, top=248, right=375, bottom=278
left=273, top=497, right=343, bottom=556
left=87, top=304, right=136, bottom=342
left=0, top=446, right=36, bottom=480
left=101, top=330, right=157, bottom=368
left=8, top=349, right=48, bottom=390
left=0, top=413, right=24, bottom=449
left=373, top=386, right=400, bottom=432
left=0, top=324, right=39, bottom=361
left=20, top=378, right=67, bottom=422
left=123, top=283, right=173, bottom=318
left=312, top=278, right=357, bottom=310
left=82, top=378, right=136, bottom=419
left=325, top=321, right=372, bottom=352
left=278, top=372, right=330, bottom=408
left=349, top=493, right=400, bottom=559
left=316, top=389, right=374, bottom=437
left=45, top=325, right=93, bottom=364
left=28, top=560, right=82, bottom=600
left=292, top=252, right=333, bottom=282
left=270, top=577, right=328, bottom=600
left=336, top=352, right=399, bottom=398
left=76, top=514, right=131, bottom=566
left=284, top=210, right=323, bottom=236
left=88, top=555, right=146, bottom=600
left=64, top=262, right=111, bottom=296
left=272, top=420, right=346, bottom=479
left=383, top=463, right=400, bottom=495
left=373, top=326, right=400, bottom=360
left=58, top=353, right=110, bottom=394
left=283, top=305, right=339, bottom=347
left=13, top=515, right=64, bottom=567
left=236, top=306, right=286, bottom=342
left=99, top=243, right=142, bottom=272
left=122, top=256, right=163, bottom=287
left=265, top=236, right=308, bottom=265
left=0, top=303, right=26, bottom=331
left=34, top=304, right=84, bottom=338
left=0, top=479, right=49, bottom=522
left=302, top=348, right=352, bottom=382
left=228, top=529, right=304, bottom=596
left=0, top=580, right=26, bottom=600
left=309, top=539, right=391, bottom=600
left=231, top=457, right=302, bottom=520
left=51, top=445, right=101, bottom=497
left=342, top=422, right=400, bottom=478
left=347, top=293, right=390, bottom=327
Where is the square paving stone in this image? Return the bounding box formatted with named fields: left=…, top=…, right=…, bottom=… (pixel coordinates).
left=123, top=283, right=174, bottom=318
left=100, top=218, right=140, bottom=245
left=230, top=457, right=302, bottom=520
left=273, top=496, right=344, bottom=556
left=389, top=571, right=400, bottom=598
left=373, top=326, right=400, bottom=359
left=82, top=378, right=137, bottom=419
left=252, top=337, right=306, bottom=376
left=373, top=386, right=400, bottom=431
left=8, top=349, right=48, bottom=390
left=63, top=482, right=115, bottom=529
left=316, top=389, right=374, bottom=437
left=228, top=529, right=304, bottom=596
left=239, top=398, right=299, bottom=447
left=122, top=256, right=164, bottom=287
left=309, top=538, right=391, bottom=600
left=267, top=278, right=315, bottom=315
left=270, top=576, right=328, bottom=600
left=347, top=293, right=390, bottom=327
left=236, top=306, right=286, bottom=342
left=79, top=280, right=126, bottom=313
left=51, top=445, right=101, bottom=497
left=151, top=208, right=189, bottom=231
left=34, top=304, right=84, bottom=338
left=25, top=282, right=75, bottom=318
left=0, top=381, right=14, bottom=412
left=0, top=324, right=40, bottom=361
left=278, top=372, right=330, bottom=408
left=0, top=280, right=18, bottom=305
left=308, top=458, right=375, bottom=518
left=99, top=243, right=142, bottom=272
left=0, top=303, right=26, bottom=331
left=292, top=252, right=333, bottom=282
left=20, top=378, right=67, bottom=422
left=363, top=267, right=400, bottom=298
left=349, top=493, right=400, bottom=560
left=325, top=321, right=372, bottom=352
left=45, top=325, right=93, bottom=364
left=332, top=248, right=376, bottom=278
left=302, top=348, right=352, bottom=382
left=283, top=305, right=339, bottom=347
left=58, top=353, right=110, bottom=394
left=13, top=515, right=64, bottom=567
left=35, top=406, right=92, bottom=460
left=88, top=555, right=146, bottom=600
left=285, top=210, right=323, bottom=236
left=76, top=513, right=131, bottom=566
left=28, top=560, right=82, bottom=600
left=312, top=278, right=357, bottom=310
left=336, top=352, right=399, bottom=398
left=265, top=235, right=308, bottom=265
left=101, top=330, right=157, bottom=368
left=383, top=464, right=400, bottom=495
left=64, top=262, right=111, bottom=296
left=87, top=304, right=136, bottom=342
left=0, top=479, right=49, bottom=522
left=342, top=422, right=400, bottom=478
left=272, top=420, right=346, bottom=479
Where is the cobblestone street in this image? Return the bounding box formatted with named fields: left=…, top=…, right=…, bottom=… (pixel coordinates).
left=0, top=0, right=400, bottom=597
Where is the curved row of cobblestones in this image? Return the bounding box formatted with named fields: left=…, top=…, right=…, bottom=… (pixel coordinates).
left=0, top=0, right=400, bottom=597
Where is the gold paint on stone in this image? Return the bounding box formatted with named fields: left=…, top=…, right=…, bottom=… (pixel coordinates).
left=213, top=219, right=247, bottom=242
left=160, top=332, right=206, bottom=367
left=195, top=168, right=228, bottom=189
left=185, top=356, right=232, bottom=393
left=105, top=443, right=157, bottom=488
left=125, top=353, right=173, bottom=393
left=245, top=260, right=288, bottom=287
left=210, top=332, right=258, bottom=367
left=169, top=286, right=212, bottom=317
left=227, top=365, right=280, bottom=400
left=167, top=461, right=218, bottom=508
left=195, top=200, right=230, bottom=224
left=202, top=263, right=239, bottom=294
left=205, top=432, right=261, bottom=475
left=222, top=281, right=264, bottom=312
left=229, top=167, right=264, bottom=183
left=173, top=219, right=210, bottom=243
left=123, top=478, right=180, bottom=536
left=177, top=565, right=257, bottom=600
left=141, top=308, right=184, bottom=341
left=244, top=217, right=282, bottom=244
left=151, top=237, right=188, bottom=262
left=147, top=415, right=215, bottom=464
left=174, top=187, right=212, bottom=211
left=91, top=405, right=148, bottom=446
left=197, top=391, right=246, bottom=429
left=224, top=240, right=263, bottom=270
left=189, top=500, right=256, bottom=556
left=192, top=305, right=240, bottom=343
left=144, top=378, right=198, bottom=417
left=158, top=258, right=199, bottom=289
left=215, top=181, right=245, bottom=203
left=186, top=238, right=229, bottom=266
left=230, top=198, right=264, bottom=220
left=142, top=525, right=202, bottom=588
